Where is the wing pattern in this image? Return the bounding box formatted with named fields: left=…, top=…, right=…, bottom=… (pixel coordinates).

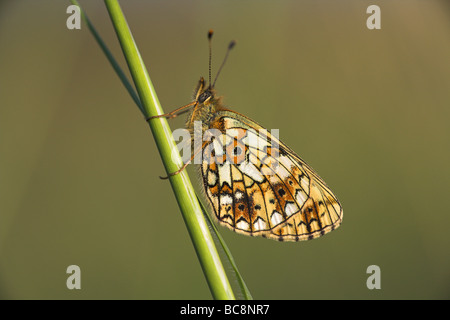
left=200, top=115, right=343, bottom=241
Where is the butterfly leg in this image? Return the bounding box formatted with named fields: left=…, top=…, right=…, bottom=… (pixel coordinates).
left=146, top=101, right=197, bottom=121
left=159, top=140, right=209, bottom=179
left=159, top=161, right=191, bottom=180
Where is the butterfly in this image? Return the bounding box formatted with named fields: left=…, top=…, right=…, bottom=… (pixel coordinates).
left=148, top=30, right=343, bottom=241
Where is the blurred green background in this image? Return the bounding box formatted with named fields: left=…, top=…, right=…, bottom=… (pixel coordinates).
left=1, top=0, right=450, bottom=299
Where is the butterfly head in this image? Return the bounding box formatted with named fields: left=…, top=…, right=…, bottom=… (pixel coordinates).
left=194, top=77, right=216, bottom=105
left=186, top=77, right=220, bottom=128
left=198, top=88, right=213, bottom=103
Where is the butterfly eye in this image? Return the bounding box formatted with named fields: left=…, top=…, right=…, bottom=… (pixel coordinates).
left=198, top=91, right=211, bottom=103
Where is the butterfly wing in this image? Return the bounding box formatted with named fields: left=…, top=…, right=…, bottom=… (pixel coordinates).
left=201, top=110, right=343, bottom=241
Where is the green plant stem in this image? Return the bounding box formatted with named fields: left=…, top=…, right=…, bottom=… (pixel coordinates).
left=103, top=0, right=235, bottom=299
left=198, top=197, right=253, bottom=300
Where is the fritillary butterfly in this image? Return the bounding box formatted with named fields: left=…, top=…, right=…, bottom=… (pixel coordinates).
left=149, top=30, right=343, bottom=241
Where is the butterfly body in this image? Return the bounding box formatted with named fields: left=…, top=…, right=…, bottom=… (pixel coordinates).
left=184, top=77, right=343, bottom=242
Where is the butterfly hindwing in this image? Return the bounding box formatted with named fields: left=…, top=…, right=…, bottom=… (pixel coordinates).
left=201, top=110, right=343, bottom=241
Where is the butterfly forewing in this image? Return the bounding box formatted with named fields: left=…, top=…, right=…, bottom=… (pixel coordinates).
left=201, top=111, right=343, bottom=241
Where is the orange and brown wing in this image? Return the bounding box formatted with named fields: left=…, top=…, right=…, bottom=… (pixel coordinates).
left=201, top=111, right=343, bottom=241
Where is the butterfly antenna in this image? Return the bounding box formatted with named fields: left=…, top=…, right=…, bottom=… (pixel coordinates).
left=208, top=30, right=213, bottom=88
left=212, top=40, right=236, bottom=88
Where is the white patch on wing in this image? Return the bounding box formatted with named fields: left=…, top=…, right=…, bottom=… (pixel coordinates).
left=235, top=190, right=244, bottom=200
left=300, top=176, right=309, bottom=193
left=284, top=202, right=299, bottom=217
left=220, top=194, right=233, bottom=206
left=212, top=138, right=224, bottom=156
left=270, top=211, right=283, bottom=226
left=238, top=161, right=264, bottom=183
left=295, top=190, right=308, bottom=206
left=274, top=163, right=291, bottom=180
left=253, top=218, right=267, bottom=231
left=247, top=152, right=261, bottom=167
left=279, top=155, right=294, bottom=170
left=246, top=130, right=269, bottom=150
left=202, top=161, right=208, bottom=176
left=207, top=171, right=217, bottom=186
left=218, top=163, right=232, bottom=186
left=236, top=220, right=249, bottom=230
